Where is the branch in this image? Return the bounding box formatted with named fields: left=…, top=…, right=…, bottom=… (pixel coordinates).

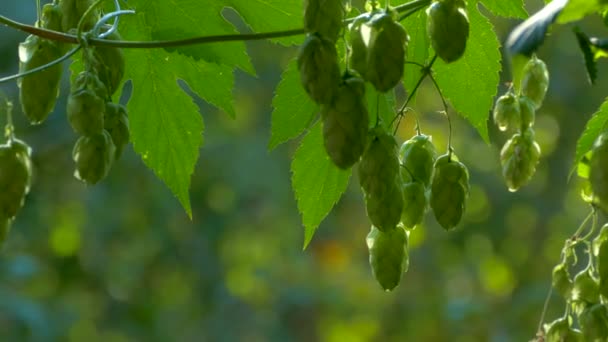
left=0, top=0, right=431, bottom=49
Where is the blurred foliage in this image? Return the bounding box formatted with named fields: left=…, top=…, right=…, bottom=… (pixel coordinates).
left=1, top=0, right=608, bottom=341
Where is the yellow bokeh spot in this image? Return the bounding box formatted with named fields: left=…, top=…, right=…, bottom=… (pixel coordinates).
left=479, top=256, right=515, bottom=297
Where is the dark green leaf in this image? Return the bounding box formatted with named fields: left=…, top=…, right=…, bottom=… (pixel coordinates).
left=573, top=27, right=597, bottom=84
left=573, top=98, right=608, bottom=175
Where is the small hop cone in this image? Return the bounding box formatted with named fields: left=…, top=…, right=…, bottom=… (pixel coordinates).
left=400, top=181, right=427, bottom=229
left=304, top=0, right=343, bottom=42
left=91, top=28, right=125, bottom=96
left=321, top=76, right=368, bottom=169
left=104, top=103, right=130, bottom=160
left=399, top=134, right=437, bottom=187
left=297, top=34, right=341, bottom=104
left=579, top=304, right=608, bottom=341
left=551, top=263, right=573, bottom=299
left=366, top=225, right=409, bottom=291
left=521, top=55, right=549, bottom=109
left=364, top=180, right=404, bottom=232
left=500, top=128, right=541, bottom=192
left=365, top=10, right=409, bottom=92
left=493, top=92, right=521, bottom=132
left=73, top=130, right=116, bottom=185
left=430, top=154, right=469, bottom=230
left=427, top=0, right=470, bottom=63
left=543, top=317, right=584, bottom=342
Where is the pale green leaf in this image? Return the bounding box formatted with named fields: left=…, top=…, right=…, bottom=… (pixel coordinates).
left=269, top=59, right=318, bottom=150
left=480, top=0, right=528, bottom=19
left=573, top=98, right=608, bottom=174
left=291, top=123, right=352, bottom=249
left=433, top=2, right=501, bottom=143
left=402, top=10, right=429, bottom=103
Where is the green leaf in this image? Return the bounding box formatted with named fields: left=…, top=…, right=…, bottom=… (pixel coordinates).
left=558, top=0, right=608, bottom=24
left=125, top=0, right=254, bottom=75
left=291, top=123, right=351, bottom=249
left=121, top=7, right=236, bottom=216
left=479, top=0, right=528, bottom=19
left=402, top=10, right=429, bottom=103
left=269, top=59, right=318, bottom=150
left=573, top=27, right=597, bottom=84
left=573, top=98, right=608, bottom=174
left=433, top=2, right=500, bottom=144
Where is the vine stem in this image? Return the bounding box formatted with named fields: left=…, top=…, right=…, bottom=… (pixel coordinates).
left=425, top=58, right=452, bottom=156
left=392, top=54, right=437, bottom=135
left=0, top=0, right=431, bottom=49
left=534, top=206, right=595, bottom=338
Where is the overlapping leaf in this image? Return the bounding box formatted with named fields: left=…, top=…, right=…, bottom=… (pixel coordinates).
left=573, top=98, right=608, bottom=174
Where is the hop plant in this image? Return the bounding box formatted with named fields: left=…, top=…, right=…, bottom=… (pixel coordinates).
left=400, top=181, right=427, bottom=229
left=552, top=263, right=573, bottom=300
left=72, top=130, right=116, bottom=185
left=67, top=72, right=107, bottom=136
left=500, top=128, right=541, bottom=192
left=104, top=102, right=130, bottom=160
left=493, top=92, right=521, bottom=132
left=589, top=133, right=608, bottom=211
left=297, top=34, right=341, bottom=105
left=430, top=153, right=469, bottom=230
left=543, top=317, right=584, bottom=342
left=358, top=128, right=404, bottom=231
left=365, top=10, right=409, bottom=92
left=348, top=14, right=371, bottom=78
left=579, top=304, right=608, bottom=341
left=519, top=95, right=536, bottom=129
left=59, top=0, right=97, bottom=32
left=321, top=75, right=368, bottom=169
left=427, top=0, right=470, bottom=63
left=0, top=139, right=33, bottom=218
left=303, top=0, right=343, bottom=42
left=91, top=28, right=126, bottom=96
left=18, top=35, right=64, bottom=124
left=399, top=134, right=437, bottom=187
left=366, top=225, right=409, bottom=291
left=521, top=55, right=549, bottom=109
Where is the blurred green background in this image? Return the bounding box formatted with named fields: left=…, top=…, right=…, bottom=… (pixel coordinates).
left=1, top=1, right=608, bottom=341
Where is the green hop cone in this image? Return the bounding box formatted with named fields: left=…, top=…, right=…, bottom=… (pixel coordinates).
left=67, top=72, right=107, bottom=136
left=544, top=317, right=583, bottom=342
left=593, top=224, right=608, bottom=299
left=104, top=103, right=130, bottom=160
left=18, top=35, right=64, bottom=124
left=492, top=92, right=521, bottom=132
left=91, top=28, right=125, bottom=96
left=572, top=268, right=600, bottom=305
left=0, top=140, right=33, bottom=218
left=321, top=75, right=368, bottom=169
left=72, top=130, right=116, bottom=185
left=521, top=55, right=549, bottom=109
left=366, top=225, right=409, bottom=291
left=500, top=128, right=541, bottom=192
left=519, top=95, right=536, bottom=129
left=399, top=134, right=437, bottom=187
left=365, top=10, right=409, bottom=92
left=297, top=34, right=341, bottom=104
left=348, top=14, right=370, bottom=78
left=364, top=180, right=404, bottom=232
left=358, top=128, right=403, bottom=231
left=589, top=133, right=608, bottom=211
left=430, top=153, right=469, bottom=230
left=41, top=3, right=64, bottom=33
left=304, top=0, right=343, bottom=42
left=427, top=0, right=470, bottom=63
left=552, top=263, right=573, bottom=299
left=401, top=181, right=427, bottom=229
left=579, top=304, right=608, bottom=342
left=59, top=0, right=97, bottom=32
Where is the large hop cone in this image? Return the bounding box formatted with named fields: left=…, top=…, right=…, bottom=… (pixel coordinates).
left=0, top=139, right=33, bottom=218
left=500, top=128, right=541, bottom=192
left=426, top=0, right=470, bottom=63
left=365, top=10, right=409, bottom=92
left=321, top=75, right=368, bottom=169
left=430, top=153, right=469, bottom=230
left=73, top=130, right=116, bottom=185
left=304, top=0, right=343, bottom=42
left=297, top=34, right=341, bottom=104
left=358, top=128, right=403, bottom=231
left=366, top=225, right=409, bottom=291
left=401, top=181, right=427, bottom=229
left=399, top=134, right=437, bottom=187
